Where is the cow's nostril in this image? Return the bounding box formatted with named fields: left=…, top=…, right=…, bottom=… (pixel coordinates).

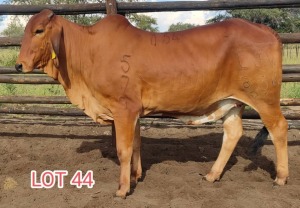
left=15, top=63, right=23, bottom=72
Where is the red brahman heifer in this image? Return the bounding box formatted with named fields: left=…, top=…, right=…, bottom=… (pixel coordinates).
left=16, top=9, right=288, bottom=198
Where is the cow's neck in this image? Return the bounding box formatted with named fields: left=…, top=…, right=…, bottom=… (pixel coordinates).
left=55, top=17, right=113, bottom=123
left=56, top=17, right=89, bottom=98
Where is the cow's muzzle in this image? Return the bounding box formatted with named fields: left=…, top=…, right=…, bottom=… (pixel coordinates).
left=15, top=63, right=23, bottom=72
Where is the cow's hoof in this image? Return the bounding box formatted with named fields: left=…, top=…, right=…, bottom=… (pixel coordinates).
left=114, top=190, right=127, bottom=199
left=273, top=177, right=288, bottom=187
left=130, top=181, right=137, bottom=189
left=130, top=175, right=142, bottom=186
left=203, top=172, right=220, bottom=182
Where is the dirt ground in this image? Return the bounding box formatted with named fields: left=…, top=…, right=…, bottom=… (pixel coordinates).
left=0, top=117, right=299, bottom=208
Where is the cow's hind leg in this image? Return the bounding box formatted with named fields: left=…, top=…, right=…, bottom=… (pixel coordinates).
left=131, top=120, right=142, bottom=185
left=204, top=105, right=244, bottom=182
left=258, top=106, right=288, bottom=185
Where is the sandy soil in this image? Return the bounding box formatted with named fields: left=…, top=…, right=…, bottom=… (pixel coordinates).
left=0, top=118, right=299, bottom=208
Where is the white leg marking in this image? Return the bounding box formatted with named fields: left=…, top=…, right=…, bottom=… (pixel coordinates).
left=178, top=99, right=242, bottom=125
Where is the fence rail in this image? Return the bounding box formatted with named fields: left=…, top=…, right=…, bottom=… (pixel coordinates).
left=1, top=0, right=300, bottom=15
left=0, top=74, right=59, bottom=84
left=0, top=73, right=298, bottom=84
left=1, top=96, right=299, bottom=106
left=2, top=65, right=300, bottom=74
left=0, top=66, right=299, bottom=83
left=1, top=33, right=300, bottom=46
left=0, top=96, right=70, bottom=104
left=0, top=105, right=299, bottom=120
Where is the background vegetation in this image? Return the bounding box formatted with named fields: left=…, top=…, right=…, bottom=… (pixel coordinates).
left=0, top=48, right=65, bottom=97
left=281, top=45, right=300, bottom=98
left=1, top=0, right=159, bottom=37
left=207, top=9, right=300, bottom=33
left=0, top=6, right=299, bottom=99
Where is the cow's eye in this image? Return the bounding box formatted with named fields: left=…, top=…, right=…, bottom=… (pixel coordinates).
left=35, top=29, right=44, bottom=34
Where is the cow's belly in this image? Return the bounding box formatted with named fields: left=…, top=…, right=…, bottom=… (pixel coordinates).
left=147, top=99, right=243, bottom=125
left=141, top=86, right=223, bottom=116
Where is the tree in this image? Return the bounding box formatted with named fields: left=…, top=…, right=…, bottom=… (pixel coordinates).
left=168, top=22, right=198, bottom=32
left=6, top=0, right=103, bottom=26
left=128, top=14, right=158, bottom=32
left=1, top=0, right=158, bottom=36
left=1, top=17, right=24, bottom=37
left=207, top=9, right=300, bottom=33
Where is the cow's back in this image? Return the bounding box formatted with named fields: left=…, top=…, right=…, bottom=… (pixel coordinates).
left=114, top=18, right=282, bottom=115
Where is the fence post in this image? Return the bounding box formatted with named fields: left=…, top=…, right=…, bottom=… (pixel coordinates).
left=105, top=0, right=117, bottom=147
left=105, top=0, right=117, bottom=15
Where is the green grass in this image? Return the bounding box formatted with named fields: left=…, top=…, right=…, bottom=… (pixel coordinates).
left=0, top=48, right=66, bottom=97
left=282, top=44, right=300, bottom=98
left=0, top=84, right=65, bottom=96
left=281, top=83, right=300, bottom=98
left=0, top=48, right=19, bottom=67
left=0, top=46, right=299, bottom=99
left=282, top=44, right=300, bottom=64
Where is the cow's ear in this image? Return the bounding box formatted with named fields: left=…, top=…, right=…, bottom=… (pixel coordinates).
left=50, top=25, right=62, bottom=56
left=48, top=11, right=54, bottom=20
left=49, top=16, right=62, bottom=67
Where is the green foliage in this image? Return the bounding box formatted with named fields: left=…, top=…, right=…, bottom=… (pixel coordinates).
left=7, top=0, right=103, bottom=26
left=0, top=49, right=15, bottom=97
left=65, top=14, right=101, bottom=26
left=53, top=0, right=103, bottom=26
left=168, top=22, right=198, bottom=32
left=0, top=48, right=65, bottom=97
left=282, top=44, right=300, bottom=98
left=207, top=9, right=300, bottom=33
left=0, top=0, right=158, bottom=99
left=1, top=17, right=24, bottom=37
left=283, top=44, right=300, bottom=63
left=128, top=14, right=158, bottom=32
left=3, top=0, right=158, bottom=31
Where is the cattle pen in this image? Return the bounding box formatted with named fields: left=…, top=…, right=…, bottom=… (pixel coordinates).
left=0, top=0, right=299, bottom=122
left=0, top=1, right=300, bottom=207
left=0, top=0, right=300, bottom=125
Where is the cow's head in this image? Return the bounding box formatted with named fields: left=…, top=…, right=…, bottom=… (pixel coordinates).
left=16, top=9, right=62, bottom=79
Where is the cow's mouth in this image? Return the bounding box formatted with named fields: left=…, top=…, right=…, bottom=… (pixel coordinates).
left=35, top=62, right=46, bottom=70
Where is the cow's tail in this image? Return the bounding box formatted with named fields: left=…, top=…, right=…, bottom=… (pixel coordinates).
left=249, top=126, right=269, bottom=155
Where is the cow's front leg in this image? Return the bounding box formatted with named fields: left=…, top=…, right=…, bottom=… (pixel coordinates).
left=114, top=111, right=139, bottom=198
left=131, top=120, right=142, bottom=185
left=204, top=106, right=244, bottom=182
